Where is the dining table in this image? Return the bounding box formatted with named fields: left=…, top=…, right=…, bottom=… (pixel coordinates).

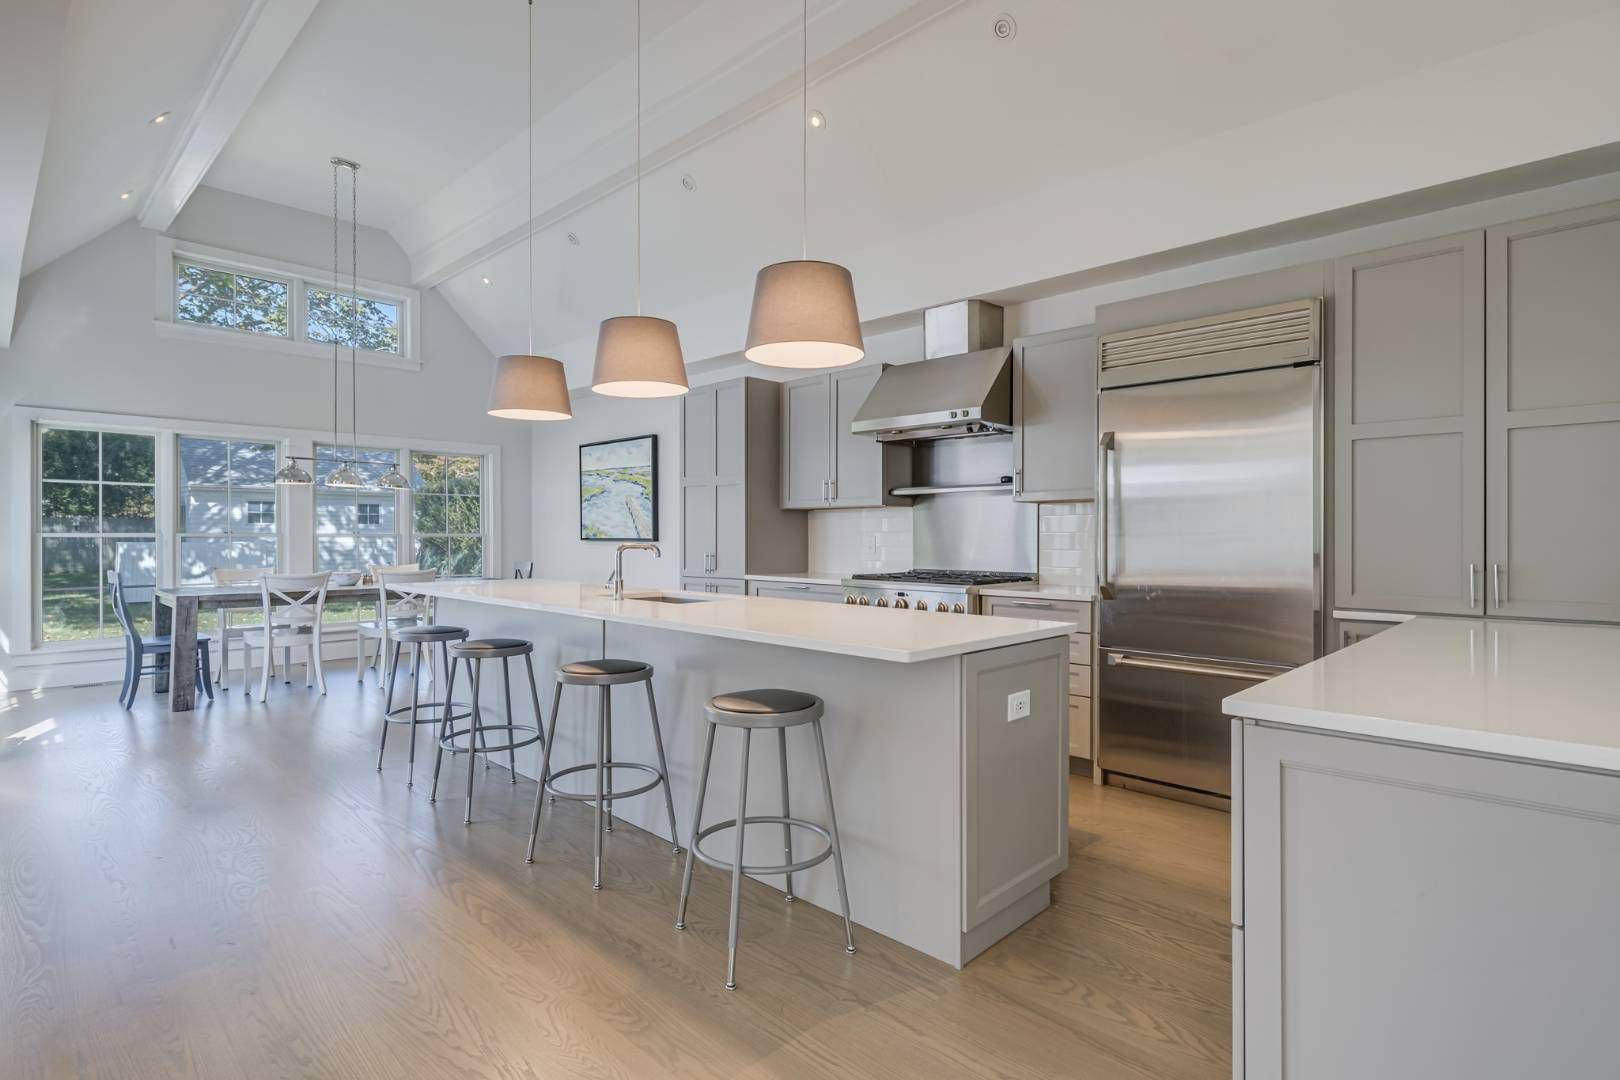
left=151, top=582, right=404, bottom=712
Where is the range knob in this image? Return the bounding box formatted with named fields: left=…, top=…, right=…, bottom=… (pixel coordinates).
left=914, top=602, right=927, bottom=613
left=844, top=594, right=856, bottom=604
left=952, top=602, right=965, bottom=614
left=894, top=598, right=909, bottom=609
left=857, top=596, right=870, bottom=606
left=936, top=601, right=949, bottom=612
left=875, top=597, right=888, bottom=607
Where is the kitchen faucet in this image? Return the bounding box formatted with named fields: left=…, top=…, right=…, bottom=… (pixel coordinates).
left=607, top=542, right=660, bottom=598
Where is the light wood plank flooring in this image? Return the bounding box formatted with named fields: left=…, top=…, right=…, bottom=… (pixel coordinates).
left=0, top=672, right=1230, bottom=1079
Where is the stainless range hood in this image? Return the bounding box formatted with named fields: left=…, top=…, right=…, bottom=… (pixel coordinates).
left=851, top=300, right=1010, bottom=442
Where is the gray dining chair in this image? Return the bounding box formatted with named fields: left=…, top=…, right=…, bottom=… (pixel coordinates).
left=513, top=560, right=534, bottom=579
left=108, top=571, right=213, bottom=709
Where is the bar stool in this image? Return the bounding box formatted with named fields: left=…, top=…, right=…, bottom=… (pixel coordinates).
left=675, top=688, right=855, bottom=991
left=378, top=623, right=469, bottom=787
left=526, top=659, right=682, bottom=890
left=430, top=638, right=547, bottom=823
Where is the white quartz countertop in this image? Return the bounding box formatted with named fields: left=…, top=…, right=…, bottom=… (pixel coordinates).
left=976, top=582, right=1099, bottom=602
left=742, top=572, right=850, bottom=587
left=1224, top=617, right=1620, bottom=773
left=416, top=579, right=1077, bottom=663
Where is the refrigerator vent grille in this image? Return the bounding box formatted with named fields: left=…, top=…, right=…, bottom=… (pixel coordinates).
left=1099, top=299, right=1320, bottom=388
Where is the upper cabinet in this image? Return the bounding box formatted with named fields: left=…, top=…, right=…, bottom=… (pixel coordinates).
left=1012, top=325, right=1098, bottom=502
left=1485, top=201, right=1620, bottom=622
left=1333, top=232, right=1485, bottom=616
left=779, top=366, right=911, bottom=509
left=1332, top=199, right=1620, bottom=624
left=680, top=377, right=808, bottom=581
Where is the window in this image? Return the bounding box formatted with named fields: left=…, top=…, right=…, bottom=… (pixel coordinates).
left=36, top=426, right=157, bottom=642
left=175, top=261, right=289, bottom=337
left=177, top=436, right=279, bottom=584
left=412, top=452, right=485, bottom=576
left=307, top=288, right=401, bottom=354
left=314, top=443, right=400, bottom=573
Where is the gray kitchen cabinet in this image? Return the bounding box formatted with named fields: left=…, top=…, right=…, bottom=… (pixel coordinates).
left=1332, top=232, right=1485, bottom=616
left=1012, top=325, right=1098, bottom=502
left=780, top=367, right=910, bottom=508
left=681, top=576, right=745, bottom=595
left=747, top=580, right=846, bottom=603
left=679, top=377, right=807, bottom=580
left=1329, top=614, right=1406, bottom=652
left=1485, top=200, right=1620, bottom=622
left=980, top=595, right=1094, bottom=761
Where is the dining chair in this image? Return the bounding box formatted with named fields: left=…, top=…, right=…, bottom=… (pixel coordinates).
left=513, top=560, right=534, bottom=579
left=107, top=571, right=213, bottom=709
left=243, top=574, right=331, bottom=703
left=357, top=564, right=430, bottom=685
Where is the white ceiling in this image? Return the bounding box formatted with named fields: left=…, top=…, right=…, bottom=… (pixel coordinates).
left=11, top=0, right=1620, bottom=378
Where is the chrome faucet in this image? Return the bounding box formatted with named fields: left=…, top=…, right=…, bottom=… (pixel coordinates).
left=607, top=542, right=660, bottom=598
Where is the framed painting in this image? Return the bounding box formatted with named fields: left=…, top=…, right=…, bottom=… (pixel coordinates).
left=578, top=434, right=658, bottom=541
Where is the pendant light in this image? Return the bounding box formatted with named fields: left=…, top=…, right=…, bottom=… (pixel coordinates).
left=743, top=0, right=863, bottom=369
left=489, top=0, right=573, bottom=421
left=590, top=0, right=688, bottom=398
left=274, top=457, right=313, bottom=485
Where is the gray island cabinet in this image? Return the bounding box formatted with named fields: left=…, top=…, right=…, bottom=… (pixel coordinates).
left=1225, top=617, right=1620, bottom=1080
left=414, top=579, right=1077, bottom=968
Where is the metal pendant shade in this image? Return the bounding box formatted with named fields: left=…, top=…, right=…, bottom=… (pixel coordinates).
left=376, top=461, right=410, bottom=489
left=489, top=352, right=573, bottom=419
left=592, top=315, right=688, bottom=397
left=323, top=460, right=366, bottom=489
left=274, top=457, right=313, bottom=485
left=744, top=259, right=864, bottom=369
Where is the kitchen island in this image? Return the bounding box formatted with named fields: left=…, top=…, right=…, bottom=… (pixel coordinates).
left=414, top=579, right=1078, bottom=968
left=1224, top=617, right=1620, bottom=1080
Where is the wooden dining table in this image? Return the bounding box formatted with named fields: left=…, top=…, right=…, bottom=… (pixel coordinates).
left=152, top=582, right=404, bottom=712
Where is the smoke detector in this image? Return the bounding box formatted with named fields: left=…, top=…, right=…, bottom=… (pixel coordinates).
left=992, top=13, right=1017, bottom=40
left=566, top=232, right=581, bottom=246
left=681, top=174, right=697, bottom=192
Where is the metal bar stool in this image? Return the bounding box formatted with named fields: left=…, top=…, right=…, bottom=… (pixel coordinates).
left=675, top=688, right=855, bottom=991
left=378, top=624, right=470, bottom=787
left=430, top=638, right=547, bottom=823
left=526, top=658, right=682, bottom=890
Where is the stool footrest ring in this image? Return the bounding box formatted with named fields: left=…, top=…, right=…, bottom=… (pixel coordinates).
left=436, top=723, right=542, bottom=756
left=542, top=761, right=664, bottom=802
left=692, top=816, right=834, bottom=877
left=384, top=700, right=470, bottom=726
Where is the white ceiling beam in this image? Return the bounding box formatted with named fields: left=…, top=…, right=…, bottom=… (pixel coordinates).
left=0, top=0, right=69, bottom=349
left=137, top=0, right=322, bottom=232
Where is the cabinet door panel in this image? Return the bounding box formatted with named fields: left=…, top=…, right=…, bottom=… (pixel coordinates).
left=781, top=375, right=831, bottom=508
left=832, top=367, right=884, bottom=506
left=1333, top=233, right=1483, bottom=615
left=1014, top=326, right=1097, bottom=502
left=1487, top=202, right=1620, bottom=621
left=712, top=482, right=745, bottom=579
left=714, top=380, right=746, bottom=484
left=680, top=483, right=713, bottom=577
left=681, top=386, right=716, bottom=483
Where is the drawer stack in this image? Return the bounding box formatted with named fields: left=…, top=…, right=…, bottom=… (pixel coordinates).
left=981, top=594, right=1094, bottom=760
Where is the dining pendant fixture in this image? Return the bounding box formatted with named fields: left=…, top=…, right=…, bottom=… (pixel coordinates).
left=273, top=457, right=313, bottom=485
left=743, top=0, right=863, bottom=369
left=489, top=0, right=573, bottom=421
left=590, top=0, right=688, bottom=398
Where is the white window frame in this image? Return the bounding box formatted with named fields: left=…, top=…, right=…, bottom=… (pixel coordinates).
left=7, top=405, right=500, bottom=664
left=408, top=449, right=490, bottom=579
left=312, top=442, right=406, bottom=575
left=153, top=237, right=422, bottom=372
left=174, top=434, right=284, bottom=585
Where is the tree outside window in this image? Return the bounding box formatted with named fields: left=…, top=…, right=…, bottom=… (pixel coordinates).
left=307, top=288, right=400, bottom=354
left=412, top=452, right=484, bottom=577
left=175, top=262, right=289, bottom=337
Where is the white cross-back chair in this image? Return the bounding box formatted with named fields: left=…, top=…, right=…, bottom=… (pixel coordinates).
left=357, top=564, right=430, bottom=685
left=243, top=573, right=331, bottom=702
left=211, top=567, right=317, bottom=689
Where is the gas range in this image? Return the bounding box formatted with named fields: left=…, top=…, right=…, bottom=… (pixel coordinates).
left=840, top=569, right=1035, bottom=614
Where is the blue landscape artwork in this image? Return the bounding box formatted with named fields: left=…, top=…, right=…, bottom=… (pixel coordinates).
left=579, top=435, right=657, bottom=540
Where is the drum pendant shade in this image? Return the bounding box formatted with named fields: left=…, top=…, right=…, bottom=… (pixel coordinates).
left=489, top=353, right=572, bottom=420
left=591, top=316, right=689, bottom=397
left=744, top=259, right=865, bottom=369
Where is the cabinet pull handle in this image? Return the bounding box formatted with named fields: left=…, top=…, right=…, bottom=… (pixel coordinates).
left=1492, top=563, right=1503, bottom=608
left=781, top=584, right=811, bottom=590
left=829, top=479, right=836, bottom=502
left=1468, top=562, right=1478, bottom=609
left=1014, top=468, right=1022, bottom=495
left=1005, top=599, right=1053, bottom=608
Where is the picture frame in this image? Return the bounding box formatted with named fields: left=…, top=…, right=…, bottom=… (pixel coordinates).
left=578, top=434, right=658, bottom=541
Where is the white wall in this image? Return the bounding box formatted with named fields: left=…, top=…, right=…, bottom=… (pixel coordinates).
left=0, top=186, right=532, bottom=680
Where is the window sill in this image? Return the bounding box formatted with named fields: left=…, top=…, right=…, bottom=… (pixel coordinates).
left=153, top=320, right=422, bottom=372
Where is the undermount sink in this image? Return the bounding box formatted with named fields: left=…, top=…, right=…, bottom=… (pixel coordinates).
left=624, top=593, right=712, bottom=604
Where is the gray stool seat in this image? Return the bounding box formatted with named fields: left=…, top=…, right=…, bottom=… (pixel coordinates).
left=429, top=635, right=548, bottom=824
left=526, top=656, right=681, bottom=889
left=558, top=657, right=651, bottom=683
left=676, top=687, right=855, bottom=991
left=378, top=625, right=470, bottom=789
left=453, top=637, right=531, bottom=655
left=393, top=623, right=468, bottom=641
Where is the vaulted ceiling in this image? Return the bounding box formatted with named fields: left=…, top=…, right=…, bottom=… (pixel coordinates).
left=9, top=0, right=1620, bottom=368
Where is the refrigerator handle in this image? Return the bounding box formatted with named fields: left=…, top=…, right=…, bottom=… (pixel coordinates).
left=1096, top=430, right=1115, bottom=599
left=1107, top=653, right=1279, bottom=682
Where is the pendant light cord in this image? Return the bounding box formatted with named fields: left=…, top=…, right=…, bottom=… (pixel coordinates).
left=331, top=160, right=340, bottom=456
left=527, top=0, right=535, bottom=355
left=634, top=0, right=642, bottom=315
left=801, top=0, right=808, bottom=261
left=350, top=162, right=359, bottom=466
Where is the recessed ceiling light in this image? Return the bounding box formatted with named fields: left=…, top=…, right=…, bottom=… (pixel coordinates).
left=119, top=190, right=132, bottom=200
left=992, top=14, right=1017, bottom=40
left=481, top=276, right=492, bottom=285
left=808, top=109, right=826, bottom=130
left=149, top=111, right=170, bottom=124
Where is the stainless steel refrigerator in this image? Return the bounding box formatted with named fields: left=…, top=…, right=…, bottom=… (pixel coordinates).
left=1095, top=300, right=1322, bottom=800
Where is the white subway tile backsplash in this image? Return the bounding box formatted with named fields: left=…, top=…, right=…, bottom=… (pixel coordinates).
left=811, top=506, right=913, bottom=572
left=1038, top=501, right=1096, bottom=585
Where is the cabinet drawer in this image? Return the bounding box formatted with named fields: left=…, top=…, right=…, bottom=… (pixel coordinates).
left=1069, top=633, right=1092, bottom=665
left=1068, top=664, right=1091, bottom=697
left=748, top=581, right=845, bottom=603
left=1068, top=696, right=1092, bottom=759
left=983, top=595, right=1092, bottom=624
left=680, top=576, right=746, bottom=595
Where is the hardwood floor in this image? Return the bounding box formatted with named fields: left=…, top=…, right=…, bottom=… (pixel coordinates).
left=0, top=673, right=1231, bottom=1079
